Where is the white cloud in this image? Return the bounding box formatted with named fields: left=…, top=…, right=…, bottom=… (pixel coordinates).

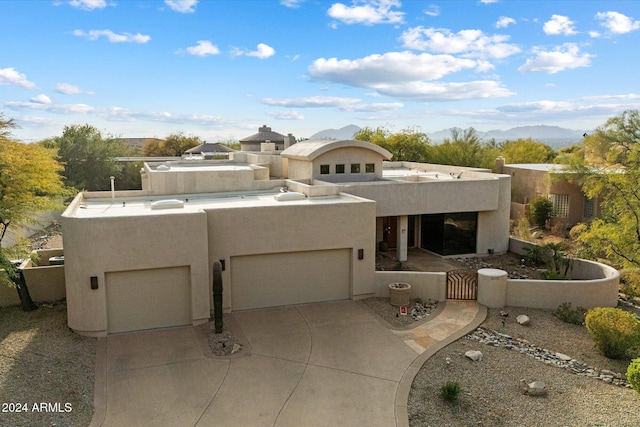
left=261, top=96, right=403, bottom=112
left=589, top=30, right=601, bottom=38
left=232, top=43, right=275, bottom=59
left=496, top=16, right=515, bottom=29
left=262, top=96, right=361, bottom=108
left=247, top=43, right=275, bottom=59
left=73, top=29, right=151, bottom=43
left=55, top=82, right=93, bottom=95
left=6, top=101, right=95, bottom=114
left=480, top=0, right=498, bottom=3
left=165, top=0, right=198, bottom=13
left=0, top=67, right=36, bottom=89
left=596, top=11, right=640, bottom=34
left=400, top=27, right=520, bottom=59
left=543, top=15, right=577, bottom=35
left=327, top=0, right=404, bottom=25
left=69, top=0, right=106, bottom=10
left=424, top=5, right=439, bottom=17
left=280, top=0, right=304, bottom=8
left=181, top=40, right=220, bottom=56
left=268, top=110, right=305, bottom=120
left=375, top=80, right=514, bottom=101
left=309, top=51, right=476, bottom=87
left=581, top=93, right=640, bottom=101
left=519, top=43, right=593, bottom=74
left=30, top=94, right=52, bottom=104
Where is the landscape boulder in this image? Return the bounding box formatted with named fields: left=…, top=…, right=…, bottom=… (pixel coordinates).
left=519, top=379, right=547, bottom=396
left=516, top=314, right=531, bottom=326
left=465, top=350, right=483, bottom=362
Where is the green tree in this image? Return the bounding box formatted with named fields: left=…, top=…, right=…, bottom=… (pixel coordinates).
left=429, top=128, right=498, bottom=169
left=0, top=115, right=69, bottom=311
left=572, top=110, right=640, bottom=268
left=47, top=124, right=128, bottom=191
left=530, top=197, right=553, bottom=227
left=142, top=132, right=202, bottom=156
left=499, top=138, right=555, bottom=164
left=353, top=126, right=430, bottom=162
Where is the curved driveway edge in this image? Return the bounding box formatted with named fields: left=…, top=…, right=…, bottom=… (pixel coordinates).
left=394, top=303, right=487, bottom=427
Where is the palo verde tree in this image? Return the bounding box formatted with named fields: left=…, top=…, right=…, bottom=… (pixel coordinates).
left=353, top=126, right=431, bottom=162
left=429, top=128, right=499, bottom=169
left=45, top=124, right=128, bottom=191
left=142, top=132, right=202, bottom=157
left=571, top=110, right=640, bottom=268
left=0, top=114, right=69, bottom=311
left=498, top=138, right=556, bottom=164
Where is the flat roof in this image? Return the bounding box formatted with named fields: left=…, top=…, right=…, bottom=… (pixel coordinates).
left=504, top=163, right=567, bottom=172
left=155, top=164, right=253, bottom=172
left=68, top=191, right=366, bottom=218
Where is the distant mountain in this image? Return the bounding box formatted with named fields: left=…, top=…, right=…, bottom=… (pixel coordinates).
left=309, top=124, right=361, bottom=140
left=428, top=125, right=587, bottom=149
left=309, top=124, right=587, bottom=149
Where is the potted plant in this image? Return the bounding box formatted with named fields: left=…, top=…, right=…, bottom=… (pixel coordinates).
left=389, top=282, right=411, bottom=306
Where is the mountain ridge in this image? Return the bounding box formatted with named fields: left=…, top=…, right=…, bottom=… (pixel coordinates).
left=308, top=124, right=588, bottom=149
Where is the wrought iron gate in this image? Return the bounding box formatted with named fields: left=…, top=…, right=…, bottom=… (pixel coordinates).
left=446, top=269, right=478, bottom=300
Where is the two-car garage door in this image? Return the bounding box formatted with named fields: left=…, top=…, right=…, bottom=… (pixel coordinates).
left=231, top=249, right=351, bottom=311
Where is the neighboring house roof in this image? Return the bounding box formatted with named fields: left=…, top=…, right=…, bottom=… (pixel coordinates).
left=281, top=139, right=392, bottom=161
left=185, top=142, right=234, bottom=154
left=240, top=125, right=286, bottom=143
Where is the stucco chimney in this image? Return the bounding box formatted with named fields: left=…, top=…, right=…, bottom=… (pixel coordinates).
left=495, top=156, right=505, bottom=174
left=284, top=133, right=296, bottom=149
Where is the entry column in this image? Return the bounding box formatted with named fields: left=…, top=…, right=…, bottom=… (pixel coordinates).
left=396, top=215, right=408, bottom=262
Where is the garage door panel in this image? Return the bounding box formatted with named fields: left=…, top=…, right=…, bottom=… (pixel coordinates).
left=232, top=250, right=350, bottom=311
left=106, top=267, right=190, bottom=334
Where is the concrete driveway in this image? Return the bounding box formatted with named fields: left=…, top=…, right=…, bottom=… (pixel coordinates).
left=90, top=300, right=483, bottom=427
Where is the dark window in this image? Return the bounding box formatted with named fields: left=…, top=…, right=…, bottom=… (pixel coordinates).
left=351, top=163, right=360, bottom=173
left=336, top=164, right=345, bottom=174
left=320, top=164, right=330, bottom=174
left=420, top=212, right=477, bottom=256
left=365, top=163, right=375, bottom=173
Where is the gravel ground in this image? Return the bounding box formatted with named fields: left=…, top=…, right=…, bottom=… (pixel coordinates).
left=0, top=302, right=95, bottom=427
left=407, top=307, right=640, bottom=427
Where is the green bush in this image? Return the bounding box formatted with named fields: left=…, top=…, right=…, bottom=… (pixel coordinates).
left=620, top=269, right=640, bottom=299
left=626, top=358, right=640, bottom=394
left=530, top=197, right=553, bottom=227
left=585, top=307, right=640, bottom=359
left=554, top=302, right=586, bottom=325
left=440, top=381, right=461, bottom=403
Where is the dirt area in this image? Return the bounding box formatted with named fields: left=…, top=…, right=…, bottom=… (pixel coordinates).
left=408, top=307, right=640, bottom=426
left=0, top=302, right=95, bottom=427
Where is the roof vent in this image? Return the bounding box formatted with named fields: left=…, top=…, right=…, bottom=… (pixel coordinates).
left=274, top=192, right=306, bottom=202
left=151, top=199, right=185, bottom=210
left=157, top=164, right=171, bottom=171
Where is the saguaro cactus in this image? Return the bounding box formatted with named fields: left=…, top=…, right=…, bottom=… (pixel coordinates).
left=213, top=260, right=224, bottom=333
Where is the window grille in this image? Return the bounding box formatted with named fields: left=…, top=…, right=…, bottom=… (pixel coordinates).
left=584, top=197, right=594, bottom=218
left=550, top=194, right=569, bottom=218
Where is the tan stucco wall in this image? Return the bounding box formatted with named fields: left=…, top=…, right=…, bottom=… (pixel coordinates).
left=312, top=147, right=385, bottom=182
left=476, top=175, right=511, bottom=254
left=373, top=271, right=446, bottom=301
left=204, top=197, right=376, bottom=311
left=287, top=158, right=313, bottom=181
left=61, top=196, right=210, bottom=336
left=142, top=162, right=269, bottom=195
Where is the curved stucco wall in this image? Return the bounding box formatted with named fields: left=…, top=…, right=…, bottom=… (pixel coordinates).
left=475, top=258, right=619, bottom=310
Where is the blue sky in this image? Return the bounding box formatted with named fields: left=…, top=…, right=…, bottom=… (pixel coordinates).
left=2, top=0, right=640, bottom=142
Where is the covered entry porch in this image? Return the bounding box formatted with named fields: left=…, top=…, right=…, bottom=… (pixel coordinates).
left=377, top=213, right=479, bottom=262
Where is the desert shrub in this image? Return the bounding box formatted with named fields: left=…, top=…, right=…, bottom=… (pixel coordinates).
left=569, top=222, right=588, bottom=241
left=554, top=302, right=586, bottom=325
left=620, top=269, right=640, bottom=299
left=626, top=358, right=640, bottom=394
left=513, top=217, right=532, bottom=241
left=585, top=307, right=640, bottom=359
left=530, top=197, right=553, bottom=227
left=524, top=244, right=547, bottom=267
left=440, top=381, right=461, bottom=403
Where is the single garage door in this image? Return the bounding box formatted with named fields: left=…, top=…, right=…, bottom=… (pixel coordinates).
left=106, top=266, right=191, bottom=334
left=231, top=249, right=351, bottom=310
